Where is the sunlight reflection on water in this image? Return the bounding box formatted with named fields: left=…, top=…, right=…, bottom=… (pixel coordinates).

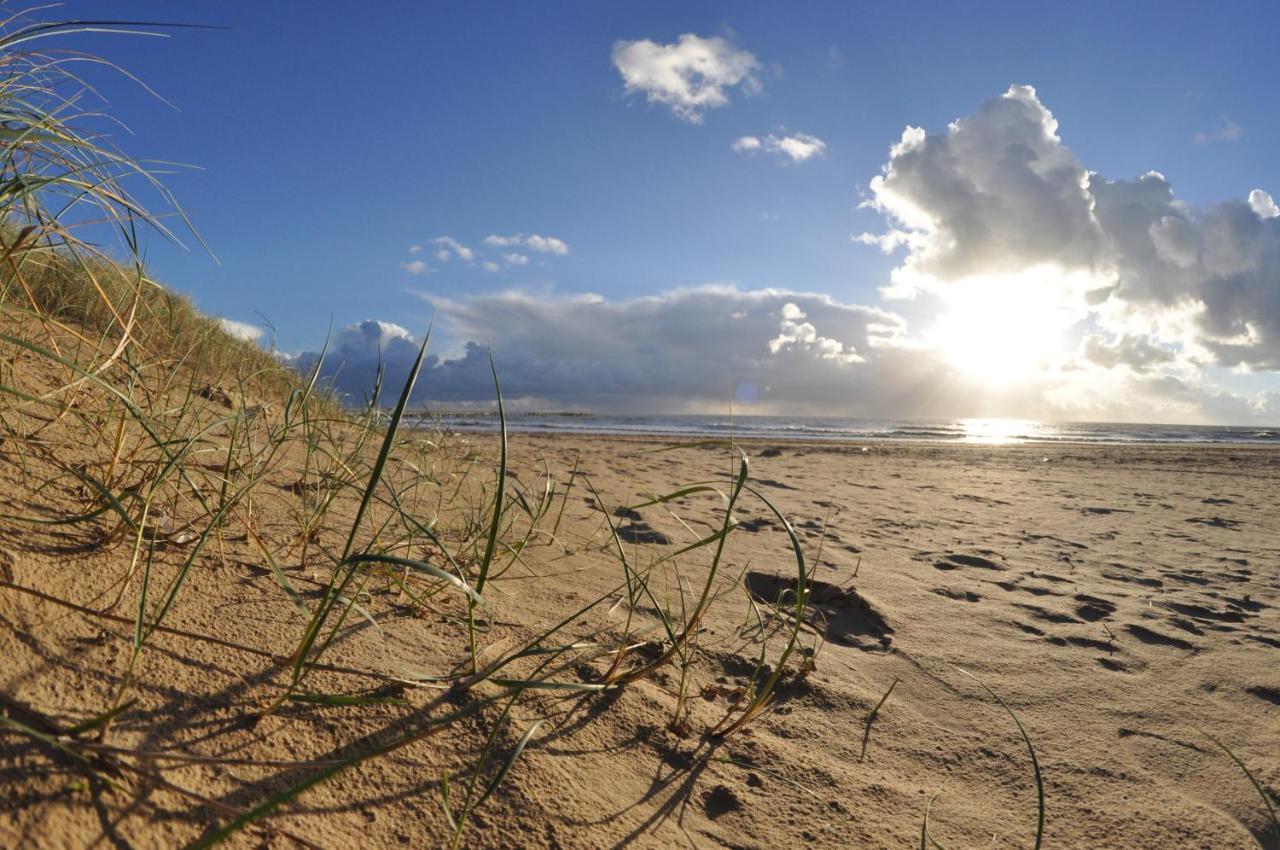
left=959, top=418, right=1041, bottom=444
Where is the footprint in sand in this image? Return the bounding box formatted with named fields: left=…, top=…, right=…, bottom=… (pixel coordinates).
left=1125, top=623, right=1195, bottom=651
left=995, top=579, right=1063, bottom=597
left=744, top=571, right=893, bottom=651
left=932, top=552, right=1008, bottom=571
left=1185, top=515, right=1242, bottom=529
left=1097, top=656, right=1146, bottom=673
left=932, top=587, right=981, bottom=602
left=1012, top=602, right=1080, bottom=625
left=615, top=522, right=671, bottom=545
left=1073, top=594, right=1117, bottom=622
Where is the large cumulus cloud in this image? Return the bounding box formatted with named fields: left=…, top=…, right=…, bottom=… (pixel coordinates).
left=862, top=84, right=1280, bottom=370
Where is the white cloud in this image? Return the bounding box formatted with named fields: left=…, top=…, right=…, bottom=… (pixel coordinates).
left=294, top=86, right=1280, bottom=425
left=504, top=253, right=529, bottom=266
left=484, top=233, right=569, bottom=255
left=611, top=33, right=761, bottom=123
left=432, top=236, right=475, bottom=263
left=1193, top=116, right=1243, bottom=144
left=482, top=260, right=500, bottom=273
left=859, top=83, right=1280, bottom=370
left=1249, top=189, right=1279, bottom=219
left=408, top=244, right=423, bottom=255
left=772, top=133, right=826, bottom=161
left=768, top=302, right=862, bottom=362
left=733, top=132, right=827, bottom=162
left=1079, top=333, right=1176, bottom=372
left=217, top=318, right=262, bottom=343
left=400, top=260, right=431, bottom=275
left=525, top=235, right=568, bottom=255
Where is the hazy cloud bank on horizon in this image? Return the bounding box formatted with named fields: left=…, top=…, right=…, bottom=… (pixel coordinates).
left=291, top=85, right=1280, bottom=424
left=289, top=285, right=1278, bottom=424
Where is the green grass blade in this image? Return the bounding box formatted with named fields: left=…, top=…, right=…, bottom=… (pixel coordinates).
left=1195, top=726, right=1279, bottom=846
left=475, top=719, right=543, bottom=807
left=340, top=323, right=433, bottom=559
left=955, top=667, right=1044, bottom=850
left=473, top=351, right=506, bottom=595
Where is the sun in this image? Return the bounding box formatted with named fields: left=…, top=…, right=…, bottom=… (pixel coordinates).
left=925, top=271, right=1079, bottom=384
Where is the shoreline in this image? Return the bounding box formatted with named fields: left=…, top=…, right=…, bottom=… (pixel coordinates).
left=448, top=426, right=1280, bottom=452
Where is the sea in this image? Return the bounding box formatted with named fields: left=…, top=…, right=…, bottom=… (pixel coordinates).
left=414, top=413, right=1280, bottom=446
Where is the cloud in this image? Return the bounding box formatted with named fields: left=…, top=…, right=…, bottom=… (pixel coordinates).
left=482, top=260, right=500, bottom=273
left=217, top=318, right=262, bottom=342
left=294, top=320, right=422, bottom=404
left=432, top=236, right=475, bottom=263
left=862, top=85, right=1100, bottom=281
left=733, top=132, right=827, bottom=162
left=1250, top=189, right=1279, bottom=220
left=483, top=233, right=569, bottom=255
left=768, top=302, right=862, bottom=362
left=408, top=244, right=423, bottom=255
left=400, top=260, right=431, bottom=275
left=611, top=33, right=761, bottom=123
left=293, top=286, right=1277, bottom=423
left=859, top=84, right=1280, bottom=370
left=504, top=253, right=529, bottom=266
left=1079, top=333, right=1176, bottom=372
left=1193, top=116, right=1243, bottom=144
left=294, top=86, right=1279, bottom=425
left=298, top=287, right=926, bottom=413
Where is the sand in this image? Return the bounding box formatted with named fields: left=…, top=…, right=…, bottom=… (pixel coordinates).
left=2, top=425, right=1278, bottom=848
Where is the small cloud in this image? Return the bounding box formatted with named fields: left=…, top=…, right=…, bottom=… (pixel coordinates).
left=768, top=302, right=862, bottom=363
left=400, top=260, right=431, bottom=275
left=1249, top=189, right=1279, bottom=219
left=408, top=244, right=423, bottom=255
left=432, top=236, right=475, bottom=263
left=217, top=317, right=262, bottom=342
left=482, top=260, right=500, bottom=273
left=526, top=235, right=568, bottom=255
left=484, top=233, right=569, bottom=255
left=1193, top=115, right=1243, bottom=144
left=504, top=253, right=529, bottom=266
left=611, top=33, right=761, bottom=123
left=733, top=132, right=827, bottom=162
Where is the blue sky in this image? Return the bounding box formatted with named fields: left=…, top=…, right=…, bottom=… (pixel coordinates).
left=58, top=2, right=1280, bottom=421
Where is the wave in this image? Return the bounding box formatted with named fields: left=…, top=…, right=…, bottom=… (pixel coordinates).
left=423, top=414, right=1280, bottom=446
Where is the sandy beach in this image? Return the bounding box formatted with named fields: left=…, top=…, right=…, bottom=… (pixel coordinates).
left=3, top=425, right=1278, bottom=848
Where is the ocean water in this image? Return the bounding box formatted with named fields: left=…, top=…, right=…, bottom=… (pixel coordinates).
left=414, top=413, right=1280, bottom=446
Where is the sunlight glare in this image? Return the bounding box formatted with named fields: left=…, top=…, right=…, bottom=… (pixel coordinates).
left=926, top=269, right=1083, bottom=384
left=960, top=417, right=1040, bottom=444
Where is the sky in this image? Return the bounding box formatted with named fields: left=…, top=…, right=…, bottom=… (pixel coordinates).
left=55, top=1, right=1280, bottom=422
